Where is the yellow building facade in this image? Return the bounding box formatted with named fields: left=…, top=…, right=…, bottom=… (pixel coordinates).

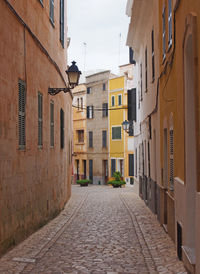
left=109, top=75, right=134, bottom=181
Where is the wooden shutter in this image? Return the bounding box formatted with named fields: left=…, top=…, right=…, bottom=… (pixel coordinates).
left=128, top=88, right=136, bottom=121
left=152, top=29, right=155, bottom=80
left=18, top=80, right=26, bottom=149
left=87, top=106, right=89, bottom=118
left=60, top=0, right=64, bottom=47
left=60, top=108, right=64, bottom=149
left=169, top=129, right=174, bottom=189
left=168, top=0, right=172, bottom=46
left=102, top=130, right=107, bottom=148
left=129, top=154, right=134, bottom=176
left=89, top=160, right=93, bottom=181
left=89, top=131, right=93, bottom=148
left=50, top=101, right=54, bottom=147
left=111, top=159, right=116, bottom=176
left=162, top=7, right=166, bottom=59
left=145, top=47, right=148, bottom=91
left=38, top=92, right=43, bottom=147
left=50, top=0, right=54, bottom=24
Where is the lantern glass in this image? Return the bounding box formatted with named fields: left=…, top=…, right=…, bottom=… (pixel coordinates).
left=66, top=61, right=81, bottom=88
left=122, top=120, right=130, bottom=131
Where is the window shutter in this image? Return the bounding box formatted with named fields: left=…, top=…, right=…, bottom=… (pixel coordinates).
left=129, top=154, right=134, bottom=176
left=60, top=0, right=64, bottom=47
left=102, top=130, right=107, bottom=148
left=103, top=83, right=106, bottom=91
left=112, top=127, right=121, bottom=140
left=151, top=29, right=155, bottom=80
left=87, top=87, right=91, bottom=94
left=18, top=80, right=26, bottom=149
left=118, top=95, right=122, bottom=106
left=50, top=0, right=54, bottom=24
left=50, top=101, right=54, bottom=147
left=38, top=92, right=43, bottom=147
left=60, top=108, right=64, bottom=149
left=89, top=160, right=93, bottom=181
left=162, top=7, right=166, bottom=59
left=145, top=47, right=148, bottom=91
left=128, top=88, right=136, bottom=122
left=87, top=106, right=89, bottom=118
left=168, top=0, right=172, bottom=46
left=111, top=159, right=116, bottom=176
left=89, top=131, right=93, bottom=148
left=140, top=63, right=143, bottom=101
left=169, top=129, right=174, bottom=189
left=92, top=106, right=94, bottom=118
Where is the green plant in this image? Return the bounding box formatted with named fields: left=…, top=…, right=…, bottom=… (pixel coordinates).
left=107, top=171, right=126, bottom=188
left=113, top=171, right=122, bottom=181
left=76, top=179, right=91, bottom=186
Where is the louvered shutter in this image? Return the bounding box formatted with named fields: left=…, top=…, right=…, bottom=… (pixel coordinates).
left=18, top=80, right=26, bottom=149
left=128, top=88, right=136, bottom=122
left=60, top=0, right=64, bottom=47
left=102, top=130, right=107, bottom=148
left=92, top=106, right=94, bottom=118
left=38, top=92, right=43, bottom=147
left=50, top=0, right=54, bottom=24
left=111, top=159, right=116, bottom=176
left=129, top=154, right=134, bottom=176
left=50, top=101, right=54, bottom=147
left=169, top=129, right=174, bottom=189
left=60, top=108, right=64, bottom=149
left=89, top=131, right=93, bottom=148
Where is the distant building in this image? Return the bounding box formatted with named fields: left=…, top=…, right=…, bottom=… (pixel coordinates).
left=0, top=0, right=72, bottom=255
left=86, top=71, right=111, bottom=185
left=72, top=84, right=87, bottom=183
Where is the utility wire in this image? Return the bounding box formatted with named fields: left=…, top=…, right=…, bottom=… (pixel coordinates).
left=72, top=104, right=127, bottom=111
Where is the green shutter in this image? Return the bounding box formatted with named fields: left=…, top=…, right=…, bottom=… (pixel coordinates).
left=18, top=80, right=26, bottom=149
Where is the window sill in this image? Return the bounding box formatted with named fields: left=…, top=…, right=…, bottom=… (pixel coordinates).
left=76, top=142, right=85, bottom=145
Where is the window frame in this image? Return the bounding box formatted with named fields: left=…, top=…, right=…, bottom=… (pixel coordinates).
left=77, top=130, right=84, bottom=143
left=87, top=105, right=94, bottom=119
left=112, top=126, right=122, bottom=140
left=89, top=131, right=93, bottom=148
left=102, top=103, right=108, bottom=117
left=118, top=94, right=122, bottom=106
left=111, top=95, right=115, bottom=107
left=102, top=130, right=107, bottom=148
left=87, top=87, right=91, bottom=94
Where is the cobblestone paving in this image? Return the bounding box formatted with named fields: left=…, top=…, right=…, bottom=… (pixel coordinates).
left=0, top=185, right=186, bottom=274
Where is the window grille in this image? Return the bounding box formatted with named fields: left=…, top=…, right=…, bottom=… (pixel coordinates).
left=18, top=80, right=26, bottom=149
left=169, top=129, right=174, bottom=190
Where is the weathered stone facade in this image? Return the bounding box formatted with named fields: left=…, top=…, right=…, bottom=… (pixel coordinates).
left=0, top=0, right=72, bottom=255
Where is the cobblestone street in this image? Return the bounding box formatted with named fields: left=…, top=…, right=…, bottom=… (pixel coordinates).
left=0, top=184, right=186, bottom=274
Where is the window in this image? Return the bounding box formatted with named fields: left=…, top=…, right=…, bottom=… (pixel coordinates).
left=89, top=131, right=93, bottom=148
left=148, top=141, right=151, bottom=177
left=140, top=63, right=143, bottom=101
left=81, top=97, right=83, bottom=109
left=102, top=130, right=107, bottom=148
left=87, top=87, right=91, bottom=94
left=60, top=108, right=64, bottom=149
left=135, top=148, right=137, bottom=177
left=168, top=0, right=172, bottom=47
left=169, top=129, right=174, bottom=190
left=18, top=80, right=26, bottom=149
left=89, top=159, right=93, bottom=181
left=162, top=7, right=166, bottom=60
left=77, top=98, right=80, bottom=110
left=118, top=94, right=122, bottom=106
left=49, top=0, right=54, bottom=25
left=111, top=96, right=115, bottom=106
left=103, top=83, right=106, bottom=91
left=102, top=103, right=108, bottom=117
left=112, top=126, right=121, bottom=140
left=151, top=29, right=155, bottom=81
left=50, top=101, right=54, bottom=147
left=87, top=106, right=94, bottom=119
left=60, top=0, right=64, bottom=47
left=129, top=154, right=134, bottom=176
left=111, top=159, right=116, bottom=176
left=77, top=130, right=84, bottom=143
left=38, top=92, right=43, bottom=147
left=145, top=47, right=148, bottom=92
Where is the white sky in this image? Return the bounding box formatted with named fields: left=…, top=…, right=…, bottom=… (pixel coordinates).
left=67, top=0, right=130, bottom=75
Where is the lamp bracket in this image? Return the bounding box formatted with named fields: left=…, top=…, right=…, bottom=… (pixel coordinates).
left=48, top=87, right=70, bottom=96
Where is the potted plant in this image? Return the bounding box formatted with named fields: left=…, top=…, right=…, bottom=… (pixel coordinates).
left=107, top=171, right=126, bottom=188
left=76, top=179, right=92, bottom=187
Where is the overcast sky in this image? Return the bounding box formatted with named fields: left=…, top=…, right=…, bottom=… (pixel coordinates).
left=67, top=0, right=130, bottom=74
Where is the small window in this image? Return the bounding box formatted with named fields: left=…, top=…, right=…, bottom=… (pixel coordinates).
left=112, top=126, right=121, bottom=140
left=77, top=98, right=80, bottom=110
left=18, top=80, right=26, bottom=149
left=49, top=0, right=54, bottom=25
left=102, top=130, right=107, bottom=148
left=87, top=106, right=94, bottom=119
left=60, top=108, right=64, bottom=149
left=103, top=83, right=106, bottom=91
left=38, top=92, right=43, bottom=147
left=162, top=7, right=166, bottom=60
left=102, top=103, right=108, bottom=117
left=50, top=101, right=54, bottom=147
left=145, top=47, right=148, bottom=92
left=118, top=94, right=122, bottom=106
left=111, top=96, right=115, bottom=107
left=81, top=98, right=83, bottom=109
left=60, top=0, right=64, bottom=47
left=77, top=130, right=84, bottom=143
left=129, top=154, right=134, bottom=176
left=89, top=131, right=93, bottom=148
left=168, top=0, right=172, bottom=47
left=87, top=87, right=91, bottom=94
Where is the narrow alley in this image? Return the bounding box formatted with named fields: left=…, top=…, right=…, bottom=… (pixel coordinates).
left=0, top=185, right=186, bottom=274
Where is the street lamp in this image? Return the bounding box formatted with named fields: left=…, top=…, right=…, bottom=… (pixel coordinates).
left=48, top=61, right=81, bottom=96
left=122, top=120, right=134, bottom=136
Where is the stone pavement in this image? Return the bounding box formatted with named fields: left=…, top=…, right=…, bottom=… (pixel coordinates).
left=0, top=184, right=186, bottom=274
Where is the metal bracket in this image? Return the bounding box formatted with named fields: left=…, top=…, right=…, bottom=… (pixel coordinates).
left=48, top=87, right=70, bottom=96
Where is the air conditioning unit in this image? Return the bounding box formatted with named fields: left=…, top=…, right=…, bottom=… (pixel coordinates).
left=125, top=177, right=130, bottom=184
